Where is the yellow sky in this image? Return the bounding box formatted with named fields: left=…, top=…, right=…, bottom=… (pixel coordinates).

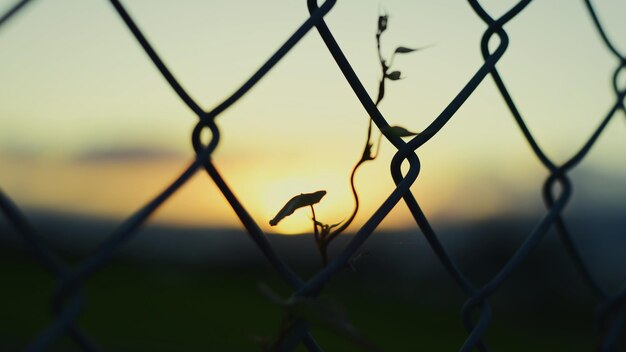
left=1, top=0, right=625, bottom=234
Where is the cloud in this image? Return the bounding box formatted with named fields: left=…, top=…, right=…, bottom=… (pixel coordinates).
left=0, top=146, right=41, bottom=159
left=74, top=147, right=185, bottom=163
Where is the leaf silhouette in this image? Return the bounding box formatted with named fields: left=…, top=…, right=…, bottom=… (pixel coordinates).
left=377, top=14, right=388, bottom=33
left=394, top=46, right=417, bottom=54
left=361, top=141, right=374, bottom=161
left=382, top=125, right=420, bottom=138
left=386, top=71, right=402, bottom=80
left=269, top=190, right=326, bottom=226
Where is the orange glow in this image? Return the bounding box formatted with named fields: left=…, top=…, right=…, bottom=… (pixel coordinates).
left=0, top=149, right=543, bottom=235
left=1, top=0, right=626, bottom=238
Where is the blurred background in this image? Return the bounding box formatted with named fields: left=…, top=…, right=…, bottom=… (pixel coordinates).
left=1, top=0, right=625, bottom=350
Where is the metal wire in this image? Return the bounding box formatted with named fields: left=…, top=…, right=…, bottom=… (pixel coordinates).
left=0, top=0, right=624, bottom=351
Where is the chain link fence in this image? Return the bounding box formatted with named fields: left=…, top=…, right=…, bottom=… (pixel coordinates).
left=1, top=0, right=625, bottom=351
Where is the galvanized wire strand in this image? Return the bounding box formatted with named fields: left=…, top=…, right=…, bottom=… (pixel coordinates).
left=388, top=181, right=493, bottom=351
left=296, top=155, right=420, bottom=298
left=0, top=0, right=34, bottom=28
left=108, top=0, right=206, bottom=119
left=106, top=0, right=339, bottom=349
left=0, top=2, right=213, bottom=348
left=479, top=0, right=618, bottom=304
left=477, top=28, right=556, bottom=172
left=459, top=1, right=610, bottom=350
left=580, top=1, right=626, bottom=349
left=610, top=66, right=626, bottom=113
left=0, top=190, right=64, bottom=276
left=277, top=0, right=530, bottom=347
left=460, top=177, right=571, bottom=349
left=305, top=0, right=405, bottom=151
left=202, top=161, right=322, bottom=350
left=278, top=153, right=420, bottom=348
left=597, top=306, right=626, bottom=351
left=598, top=284, right=626, bottom=345
left=280, top=0, right=528, bottom=348
left=292, top=0, right=420, bottom=296
left=107, top=0, right=333, bottom=287
left=0, top=191, right=99, bottom=351
left=202, top=161, right=304, bottom=288
left=480, top=23, right=620, bottom=300
left=52, top=158, right=204, bottom=302
left=600, top=312, right=625, bottom=352
left=198, top=0, right=337, bottom=126
left=267, top=2, right=422, bottom=345
left=475, top=0, right=606, bottom=298
left=483, top=2, right=626, bottom=350
left=391, top=2, right=533, bottom=350
left=0, top=0, right=95, bottom=338
left=43, top=159, right=204, bottom=350
left=27, top=292, right=85, bottom=352
left=44, top=129, right=219, bottom=350
left=469, top=1, right=626, bottom=350
left=401, top=0, right=530, bottom=153
left=561, top=99, right=625, bottom=171
left=201, top=160, right=322, bottom=352
left=543, top=178, right=607, bottom=298
left=583, top=0, right=624, bottom=64
left=0, top=0, right=624, bottom=350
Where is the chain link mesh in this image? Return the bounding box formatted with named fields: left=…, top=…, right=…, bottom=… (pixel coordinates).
left=1, top=0, right=625, bottom=351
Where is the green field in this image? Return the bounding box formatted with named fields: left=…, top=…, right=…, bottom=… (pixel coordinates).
left=0, top=245, right=601, bottom=351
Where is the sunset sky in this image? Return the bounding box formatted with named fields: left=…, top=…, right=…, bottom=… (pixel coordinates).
left=1, top=0, right=625, bottom=234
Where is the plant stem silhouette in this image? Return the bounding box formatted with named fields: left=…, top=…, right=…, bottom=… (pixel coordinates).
left=270, top=10, right=422, bottom=268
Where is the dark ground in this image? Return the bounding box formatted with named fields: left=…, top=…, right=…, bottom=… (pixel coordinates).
left=1, top=210, right=625, bottom=351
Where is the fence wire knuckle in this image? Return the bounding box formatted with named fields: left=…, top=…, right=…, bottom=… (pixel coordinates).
left=0, top=0, right=625, bottom=350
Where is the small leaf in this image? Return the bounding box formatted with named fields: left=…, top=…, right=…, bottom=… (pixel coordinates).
left=394, top=46, right=417, bottom=54
left=386, top=71, right=402, bottom=80
left=377, top=14, right=388, bottom=33
left=269, top=190, right=326, bottom=226
left=382, top=125, right=420, bottom=138
left=328, top=220, right=343, bottom=231
left=361, top=142, right=374, bottom=161
left=314, top=219, right=343, bottom=235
